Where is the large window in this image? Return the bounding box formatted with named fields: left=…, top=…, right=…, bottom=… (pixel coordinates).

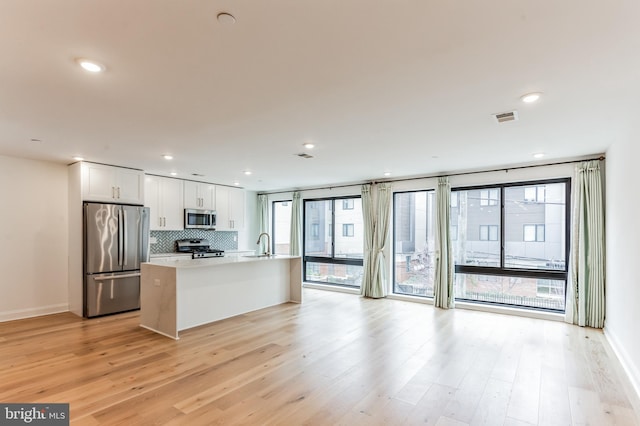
left=393, top=191, right=435, bottom=297
left=272, top=200, right=292, bottom=255
left=452, top=179, right=570, bottom=311
left=303, top=197, right=363, bottom=287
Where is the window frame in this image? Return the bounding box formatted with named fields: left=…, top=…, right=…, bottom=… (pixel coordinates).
left=302, top=196, right=364, bottom=286
left=392, top=189, right=436, bottom=298
left=453, top=178, right=571, bottom=299
left=271, top=200, right=292, bottom=255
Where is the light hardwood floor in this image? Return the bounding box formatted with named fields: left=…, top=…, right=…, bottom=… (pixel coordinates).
left=1, top=288, right=638, bottom=425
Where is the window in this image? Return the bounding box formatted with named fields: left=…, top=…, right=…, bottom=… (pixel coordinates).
left=452, top=179, right=570, bottom=312
left=479, top=225, right=499, bottom=241
left=524, top=186, right=546, bottom=203
left=480, top=188, right=499, bottom=206
left=272, top=200, right=292, bottom=255
left=310, top=223, right=320, bottom=239
left=304, top=197, right=363, bottom=288
left=523, top=224, right=545, bottom=242
left=393, top=191, right=435, bottom=297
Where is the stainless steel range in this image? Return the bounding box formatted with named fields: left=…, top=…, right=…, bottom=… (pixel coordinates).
left=176, top=239, right=225, bottom=259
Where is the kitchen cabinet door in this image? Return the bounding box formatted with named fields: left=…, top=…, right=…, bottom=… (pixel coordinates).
left=215, top=186, right=245, bottom=230
left=145, top=175, right=183, bottom=230
left=184, top=181, right=215, bottom=210
left=82, top=163, right=144, bottom=204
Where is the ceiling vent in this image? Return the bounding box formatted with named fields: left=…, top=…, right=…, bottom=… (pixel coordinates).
left=296, top=153, right=314, bottom=159
left=493, top=110, right=519, bottom=124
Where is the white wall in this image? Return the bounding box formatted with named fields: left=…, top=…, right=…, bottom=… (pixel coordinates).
left=0, top=155, right=69, bottom=321
left=604, top=136, right=640, bottom=398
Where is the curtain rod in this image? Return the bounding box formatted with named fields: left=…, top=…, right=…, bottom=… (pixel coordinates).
left=258, top=155, right=605, bottom=196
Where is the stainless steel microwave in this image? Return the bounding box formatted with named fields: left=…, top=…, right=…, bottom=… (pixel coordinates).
left=184, top=209, right=216, bottom=230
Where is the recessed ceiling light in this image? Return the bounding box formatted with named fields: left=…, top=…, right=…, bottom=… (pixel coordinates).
left=170, top=172, right=177, bottom=176
left=521, top=92, right=542, bottom=103
left=76, top=58, right=105, bottom=73
left=217, top=12, right=236, bottom=25
left=163, top=154, right=173, bottom=160
left=533, top=153, right=545, bottom=159
left=72, top=156, right=84, bottom=161
left=233, top=181, right=240, bottom=186
left=303, top=142, right=315, bottom=149
left=384, top=172, right=391, bottom=177
left=243, top=170, right=252, bottom=176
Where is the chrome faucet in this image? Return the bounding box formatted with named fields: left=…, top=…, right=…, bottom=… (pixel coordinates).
left=256, top=232, right=271, bottom=256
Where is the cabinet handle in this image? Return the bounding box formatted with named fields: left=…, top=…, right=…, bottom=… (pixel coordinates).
left=117, top=187, right=121, bottom=199
left=112, top=187, right=116, bottom=199
left=162, top=217, right=166, bottom=227
left=159, top=217, right=163, bottom=227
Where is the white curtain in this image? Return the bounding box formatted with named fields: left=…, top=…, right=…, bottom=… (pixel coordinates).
left=361, top=184, right=376, bottom=296
left=257, top=194, right=269, bottom=254
left=289, top=192, right=302, bottom=256
left=361, top=183, right=391, bottom=298
left=567, top=160, right=605, bottom=328
left=434, top=176, right=454, bottom=309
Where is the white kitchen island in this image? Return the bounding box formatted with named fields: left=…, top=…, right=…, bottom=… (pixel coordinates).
left=140, top=255, right=302, bottom=339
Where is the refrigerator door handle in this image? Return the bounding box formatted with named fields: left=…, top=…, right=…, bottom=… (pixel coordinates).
left=123, top=209, right=128, bottom=267
left=118, top=208, right=124, bottom=266
left=93, top=272, right=141, bottom=281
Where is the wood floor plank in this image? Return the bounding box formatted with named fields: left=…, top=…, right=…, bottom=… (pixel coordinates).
left=0, top=288, right=638, bottom=425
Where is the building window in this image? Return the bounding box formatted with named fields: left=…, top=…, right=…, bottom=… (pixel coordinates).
left=451, top=224, right=458, bottom=241
left=452, top=179, right=569, bottom=312
left=310, top=223, right=319, bottom=239
left=342, top=199, right=354, bottom=210
left=304, top=197, right=363, bottom=288
left=479, top=225, right=499, bottom=241
left=524, top=224, right=545, bottom=242
left=480, top=188, right=499, bottom=206
left=524, top=186, right=546, bottom=203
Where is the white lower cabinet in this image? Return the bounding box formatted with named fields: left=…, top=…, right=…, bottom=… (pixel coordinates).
left=145, top=175, right=184, bottom=230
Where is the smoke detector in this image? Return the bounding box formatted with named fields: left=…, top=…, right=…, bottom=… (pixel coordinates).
left=493, top=110, right=519, bottom=124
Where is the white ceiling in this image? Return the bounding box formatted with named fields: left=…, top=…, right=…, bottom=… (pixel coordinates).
left=1, top=1, right=639, bottom=191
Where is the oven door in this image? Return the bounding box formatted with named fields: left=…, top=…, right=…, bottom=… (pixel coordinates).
left=184, top=209, right=215, bottom=229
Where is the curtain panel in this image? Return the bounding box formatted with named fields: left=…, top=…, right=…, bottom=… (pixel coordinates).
left=360, top=182, right=391, bottom=298
left=567, top=160, right=605, bottom=328
left=290, top=192, right=302, bottom=256
left=434, top=177, right=454, bottom=309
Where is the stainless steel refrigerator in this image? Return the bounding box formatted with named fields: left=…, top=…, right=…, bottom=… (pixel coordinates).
left=83, top=202, right=150, bottom=318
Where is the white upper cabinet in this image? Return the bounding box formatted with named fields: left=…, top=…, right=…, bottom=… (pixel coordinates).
left=183, top=181, right=215, bottom=210
left=81, top=163, right=144, bottom=205
left=215, top=186, right=245, bottom=230
left=144, top=175, right=184, bottom=231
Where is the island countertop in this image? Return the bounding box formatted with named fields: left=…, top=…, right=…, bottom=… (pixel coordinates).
left=144, top=254, right=299, bottom=269
left=140, top=255, right=302, bottom=339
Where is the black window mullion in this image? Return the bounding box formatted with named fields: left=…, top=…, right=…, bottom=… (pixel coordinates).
left=500, top=186, right=505, bottom=270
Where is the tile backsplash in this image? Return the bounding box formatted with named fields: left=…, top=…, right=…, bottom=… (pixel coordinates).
left=150, top=230, right=238, bottom=253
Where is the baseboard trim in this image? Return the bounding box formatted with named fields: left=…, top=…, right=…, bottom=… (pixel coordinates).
left=604, top=327, right=640, bottom=406
left=0, top=304, right=69, bottom=323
